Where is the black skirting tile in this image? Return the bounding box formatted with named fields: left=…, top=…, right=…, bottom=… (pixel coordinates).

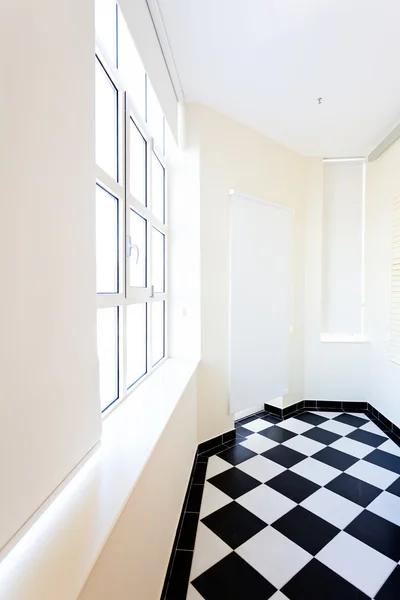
left=222, top=429, right=241, bottom=443
left=177, top=512, right=199, bottom=550
left=198, top=443, right=228, bottom=459
left=317, top=401, right=342, bottom=409
left=305, top=400, right=318, bottom=408
left=379, top=413, right=393, bottom=431
left=342, top=402, right=368, bottom=411
left=164, top=550, right=194, bottom=600
left=186, top=484, right=204, bottom=513
left=192, top=461, right=208, bottom=484
left=198, top=435, right=223, bottom=454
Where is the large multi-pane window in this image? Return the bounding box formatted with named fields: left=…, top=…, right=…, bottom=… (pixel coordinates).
left=95, top=1, right=167, bottom=412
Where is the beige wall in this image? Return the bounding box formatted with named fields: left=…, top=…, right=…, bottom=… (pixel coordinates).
left=304, top=160, right=368, bottom=401
left=78, top=371, right=198, bottom=600
left=189, top=103, right=308, bottom=440
left=365, top=138, right=400, bottom=426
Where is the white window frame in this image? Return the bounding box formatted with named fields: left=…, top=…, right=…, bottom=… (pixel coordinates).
left=95, top=14, right=168, bottom=413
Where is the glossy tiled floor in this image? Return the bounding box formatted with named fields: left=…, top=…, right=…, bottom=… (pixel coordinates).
left=166, top=410, right=400, bottom=600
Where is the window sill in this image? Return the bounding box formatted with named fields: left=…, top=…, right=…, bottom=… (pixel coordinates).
left=320, top=333, right=370, bottom=344
left=0, top=357, right=199, bottom=600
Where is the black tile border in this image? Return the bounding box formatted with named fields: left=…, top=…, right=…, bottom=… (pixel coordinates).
left=160, top=399, right=400, bottom=599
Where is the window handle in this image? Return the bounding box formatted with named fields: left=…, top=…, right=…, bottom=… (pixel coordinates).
left=126, top=235, right=139, bottom=264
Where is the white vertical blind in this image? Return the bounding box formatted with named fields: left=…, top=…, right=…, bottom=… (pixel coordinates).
left=322, top=160, right=364, bottom=334
left=390, top=195, right=400, bottom=365
left=229, top=191, right=292, bottom=414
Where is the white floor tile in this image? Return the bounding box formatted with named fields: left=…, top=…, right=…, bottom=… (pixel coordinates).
left=368, top=491, right=400, bottom=527
left=241, top=418, right=272, bottom=433
left=283, top=435, right=325, bottom=456
left=277, top=418, right=314, bottom=434
left=290, top=457, right=341, bottom=486
left=330, top=436, right=374, bottom=459
left=361, top=421, right=388, bottom=436
left=318, top=419, right=356, bottom=436
left=314, top=411, right=342, bottom=419
left=190, top=523, right=231, bottom=580
left=199, top=482, right=232, bottom=519
left=345, top=460, right=398, bottom=490
left=237, top=484, right=296, bottom=524
left=301, top=487, right=363, bottom=529
left=206, top=455, right=232, bottom=480
left=379, top=439, right=400, bottom=457
left=237, top=526, right=311, bottom=589
left=270, top=593, right=290, bottom=600
left=236, top=454, right=285, bottom=482
left=317, top=531, right=396, bottom=598
left=186, top=584, right=204, bottom=600
left=239, top=433, right=278, bottom=454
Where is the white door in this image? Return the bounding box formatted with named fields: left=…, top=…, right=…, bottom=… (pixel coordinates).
left=229, top=191, right=292, bottom=414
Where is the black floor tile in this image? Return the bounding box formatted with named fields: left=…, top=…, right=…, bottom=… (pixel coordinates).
left=375, top=565, right=400, bottom=599
left=334, top=413, right=369, bottom=428
left=177, top=512, right=199, bottom=550
left=386, top=476, right=400, bottom=497
left=293, top=412, right=328, bottom=426
left=364, top=449, right=400, bottom=474
left=346, top=428, right=387, bottom=448
left=259, top=425, right=297, bottom=443
left=282, top=558, right=369, bottom=600
left=208, top=467, right=260, bottom=499
left=313, top=447, right=358, bottom=471
left=201, top=502, right=267, bottom=549
left=266, top=470, right=319, bottom=503
left=261, top=445, right=307, bottom=468
left=186, top=484, right=204, bottom=512
left=326, top=473, right=381, bottom=507
left=345, top=510, right=400, bottom=562
left=273, top=506, right=340, bottom=555
left=217, top=444, right=257, bottom=465
left=192, top=552, right=276, bottom=600
left=235, top=426, right=251, bottom=439
left=165, top=550, right=194, bottom=600
left=192, top=461, right=208, bottom=484
left=302, top=426, right=341, bottom=445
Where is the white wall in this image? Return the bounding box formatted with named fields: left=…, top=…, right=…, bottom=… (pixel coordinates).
left=188, top=103, right=307, bottom=440
left=304, top=160, right=368, bottom=401
left=0, top=0, right=101, bottom=552
left=365, top=138, right=400, bottom=426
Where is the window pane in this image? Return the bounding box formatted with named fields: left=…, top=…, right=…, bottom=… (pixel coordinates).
left=127, top=303, right=147, bottom=387
left=147, top=80, right=164, bottom=152
left=129, top=209, right=147, bottom=287
left=152, top=301, right=165, bottom=366
left=95, top=0, right=117, bottom=66
left=96, top=186, right=118, bottom=293
left=97, top=307, right=118, bottom=411
left=129, top=119, right=146, bottom=205
left=95, top=59, right=118, bottom=180
left=118, top=8, right=146, bottom=119
left=152, top=228, right=165, bottom=293
left=151, top=153, right=165, bottom=223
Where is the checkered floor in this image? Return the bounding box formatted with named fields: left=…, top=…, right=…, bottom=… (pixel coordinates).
left=187, top=412, right=400, bottom=599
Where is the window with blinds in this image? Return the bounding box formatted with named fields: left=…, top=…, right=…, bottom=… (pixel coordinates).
left=390, top=195, right=400, bottom=365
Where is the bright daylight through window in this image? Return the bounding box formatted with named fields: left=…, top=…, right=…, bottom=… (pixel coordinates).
left=95, top=0, right=167, bottom=412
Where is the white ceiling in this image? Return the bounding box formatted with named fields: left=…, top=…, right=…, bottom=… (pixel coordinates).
left=156, top=0, right=400, bottom=157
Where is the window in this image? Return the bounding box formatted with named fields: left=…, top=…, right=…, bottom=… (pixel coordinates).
left=390, top=195, right=400, bottom=365
left=95, top=0, right=167, bottom=412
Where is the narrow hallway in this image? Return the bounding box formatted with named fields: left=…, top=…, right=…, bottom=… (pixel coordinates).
left=164, top=409, right=400, bottom=600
